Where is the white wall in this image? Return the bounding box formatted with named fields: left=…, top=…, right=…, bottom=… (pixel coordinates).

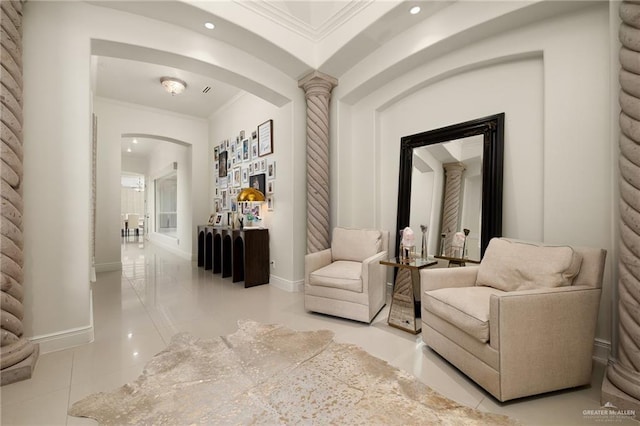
left=22, top=1, right=94, bottom=350
left=209, top=92, right=307, bottom=291
left=332, top=3, right=613, bottom=345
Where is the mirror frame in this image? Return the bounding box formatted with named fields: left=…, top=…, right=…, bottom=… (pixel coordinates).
left=395, top=113, right=505, bottom=259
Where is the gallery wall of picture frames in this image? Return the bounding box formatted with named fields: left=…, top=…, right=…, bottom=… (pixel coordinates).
left=212, top=119, right=275, bottom=226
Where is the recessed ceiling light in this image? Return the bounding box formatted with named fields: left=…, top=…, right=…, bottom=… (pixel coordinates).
left=410, top=6, right=421, bottom=15
left=132, top=139, right=138, bottom=144
left=204, top=22, right=215, bottom=30
left=127, top=147, right=132, bottom=153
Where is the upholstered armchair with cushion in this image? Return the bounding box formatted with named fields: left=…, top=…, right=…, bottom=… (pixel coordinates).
left=305, top=227, right=389, bottom=323
left=420, top=238, right=606, bottom=401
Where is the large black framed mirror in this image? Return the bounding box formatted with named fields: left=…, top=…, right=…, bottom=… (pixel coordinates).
left=395, top=113, right=504, bottom=260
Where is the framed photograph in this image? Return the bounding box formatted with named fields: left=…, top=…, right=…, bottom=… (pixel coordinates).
left=240, top=130, right=245, bottom=139
left=267, top=159, right=276, bottom=179
left=214, top=213, right=223, bottom=225
left=249, top=173, right=266, bottom=195
left=253, top=160, right=260, bottom=173
left=214, top=198, right=221, bottom=212
left=221, top=189, right=228, bottom=210
left=251, top=140, right=259, bottom=160
left=259, top=159, right=266, bottom=173
left=219, top=176, right=228, bottom=189
left=233, top=167, right=241, bottom=187
left=267, top=195, right=274, bottom=211
left=207, top=214, right=216, bottom=225
left=227, top=211, right=233, bottom=226
left=242, top=139, right=250, bottom=161
left=242, top=167, right=249, bottom=185
left=258, top=119, right=273, bottom=157
left=218, top=151, right=228, bottom=177
left=251, top=204, right=261, bottom=218
left=267, top=180, right=274, bottom=194
left=214, top=146, right=219, bottom=162
left=249, top=162, right=254, bottom=175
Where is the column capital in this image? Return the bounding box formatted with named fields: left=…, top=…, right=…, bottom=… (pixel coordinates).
left=298, top=71, right=338, bottom=97
left=443, top=162, right=466, bottom=174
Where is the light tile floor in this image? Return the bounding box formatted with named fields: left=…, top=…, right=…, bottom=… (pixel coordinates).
left=1, top=240, right=637, bottom=425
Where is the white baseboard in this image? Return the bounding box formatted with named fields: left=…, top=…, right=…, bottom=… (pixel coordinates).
left=95, top=261, right=122, bottom=272
left=31, top=289, right=95, bottom=354
left=269, top=274, right=304, bottom=292
left=148, top=235, right=192, bottom=260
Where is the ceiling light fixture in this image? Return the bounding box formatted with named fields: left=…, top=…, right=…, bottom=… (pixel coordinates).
left=410, top=6, right=421, bottom=14
left=132, top=138, right=138, bottom=144
left=204, top=22, right=215, bottom=30
left=127, top=147, right=132, bottom=153
left=160, top=77, right=187, bottom=96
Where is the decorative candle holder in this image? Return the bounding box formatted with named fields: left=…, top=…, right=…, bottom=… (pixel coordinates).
left=420, top=224, right=428, bottom=259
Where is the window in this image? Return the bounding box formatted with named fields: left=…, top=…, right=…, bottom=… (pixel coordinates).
left=155, top=171, right=177, bottom=236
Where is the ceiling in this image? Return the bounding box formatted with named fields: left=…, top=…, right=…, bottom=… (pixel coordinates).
left=89, top=0, right=448, bottom=157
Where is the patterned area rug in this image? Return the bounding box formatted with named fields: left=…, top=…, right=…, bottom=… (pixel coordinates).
left=69, top=320, right=518, bottom=425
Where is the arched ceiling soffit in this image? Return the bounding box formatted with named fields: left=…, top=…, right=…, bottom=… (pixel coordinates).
left=91, top=39, right=290, bottom=107
left=338, top=0, right=592, bottom=106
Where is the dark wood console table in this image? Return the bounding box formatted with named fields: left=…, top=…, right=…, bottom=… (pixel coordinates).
left=380, top=257, right=437, bottom=334
left=197, top=226, right=269, bottom=287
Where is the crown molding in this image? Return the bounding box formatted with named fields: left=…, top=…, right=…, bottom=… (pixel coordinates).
left=235, top=0, right=373, bottom=42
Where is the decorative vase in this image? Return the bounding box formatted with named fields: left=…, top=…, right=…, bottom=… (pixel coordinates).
left=439, top=233, right=446, bottom=257
left=420, top=225, right=428, bottom=259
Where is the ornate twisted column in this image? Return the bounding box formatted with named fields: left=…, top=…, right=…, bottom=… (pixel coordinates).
left=298, top=71, right=337, bottom=253
left=1, top=0, right=38, bottom=385
left=441, top=162, right=465, bottom=255
left=601, top=1, right=640, bottom=415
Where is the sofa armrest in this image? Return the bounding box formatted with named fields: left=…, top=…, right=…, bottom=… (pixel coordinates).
left=304, top=249, right=332, bottom=285
left=361, top=250, right=388, bottom=293
left=420, top=266, right=479, bottom=292
left=490, top=285, right=601, bottom=400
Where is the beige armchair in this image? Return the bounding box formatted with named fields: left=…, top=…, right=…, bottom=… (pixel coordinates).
left=305, top=227, right=389, bottom=323
left=420, top=238, right=606, bottom=401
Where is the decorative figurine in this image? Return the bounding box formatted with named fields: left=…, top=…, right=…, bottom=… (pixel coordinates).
left=439, top=233, right=446, bottom=257
left=400, top=227, right=416, bottom=262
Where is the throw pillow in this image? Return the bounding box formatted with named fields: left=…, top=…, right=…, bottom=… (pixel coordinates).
left=476, top=238, right=583, bottom=291
left=331, top=228, right=382, bottom=262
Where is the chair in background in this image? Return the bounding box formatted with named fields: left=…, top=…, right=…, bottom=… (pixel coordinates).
left=304, top=227, right=389, bottom=323
left=420, top=237, right=606, bottom=401
left=126, top=214, right=139, bottom=238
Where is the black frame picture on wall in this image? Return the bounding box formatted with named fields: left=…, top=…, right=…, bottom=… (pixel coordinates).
left=258, top=119, right=273, bottom=157
left=250, top=173, right=266, bottom=195
left=218, top=151, right=228, bottom=178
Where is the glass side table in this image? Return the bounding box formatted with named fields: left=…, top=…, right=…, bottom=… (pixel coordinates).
left=380, top=257, right=437, bottom=334
left=434, top=255, right=481, bottom=267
